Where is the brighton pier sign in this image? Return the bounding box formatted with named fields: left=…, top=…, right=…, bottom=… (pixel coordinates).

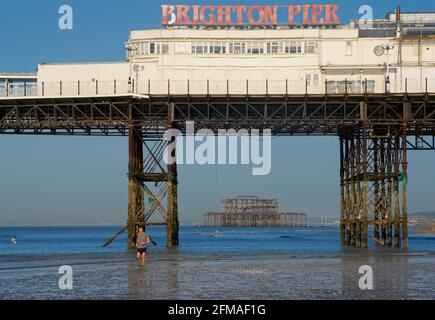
left=162, top=4, right=340, bottom=26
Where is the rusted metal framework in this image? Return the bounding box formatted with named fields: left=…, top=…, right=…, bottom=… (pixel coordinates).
left=339, top=124, right=409, bottom=248
left=126, top=103, right=179, bottom=248
left=1, top=94, right=434, bottom=136
left=222, top=196, right=279, bottom=213
left=127, top=134, right=179, bottom=248
left=0, top=93, right=434, bottom=247
left=204, top=196, right=308, bottom=227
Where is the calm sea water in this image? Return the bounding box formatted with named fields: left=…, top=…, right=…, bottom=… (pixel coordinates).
left=0, top=226, right=434, bottom=300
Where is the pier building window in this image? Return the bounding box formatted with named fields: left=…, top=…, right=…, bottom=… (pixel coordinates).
left=149, top=42, right=156, bottom=54
left=136, top=42, right=147, bottom=55
left=304, top=42, right=318, bottom=54
left=285, top=41, right=302, bottom=54
left=345, top=41, right=353, bottom=56
left=267, top=42, right=282, bottom=54
left=306, top=74, right=320, bottom=87
left=247, top=42, right=264, bottom=54
left=130, top=42, right=147, bottom=56
left=209, top=42, right=226, bottom=54
left=191, top=42, right=197, bottom=54
left=192, top=42, right=209, bottom=54
left=130, top=44, right=138, bottom=57
left=229, top=42, right=246, bottom=54
left=175, top=43, right=189, bottom=54
left=137, top=40, right=324, bottom=56
left=161, top=43, right=170, bottom=54
left=149, top=42, right=170, bottom=55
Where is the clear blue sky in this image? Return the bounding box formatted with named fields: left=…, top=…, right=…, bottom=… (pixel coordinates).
left=0, top=0, right=434, bottom=225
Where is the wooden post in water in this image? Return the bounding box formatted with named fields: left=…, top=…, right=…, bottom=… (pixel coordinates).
left=355, top=127, right=362, bottom=247
left=128, top=124, right=144, bottom=248
left=344, top=137, right=351, bottom=244
left=386, top=138, right=393, bottom=247
left=402, top=101, right=410, bottom=248
left=339, top=136, right=346, bottom=245
left=394, top=130, right=401, bottom=248
left=402, top=131, right=408, bottom=248
left=349, top=138, right=356, bottom=246
left=167, top=160, right=179, bottom=248
left=373, top=137, right=380, bottom=246
left=380, top=138, right=387, bottom=247
left=166, top=102, right=179, bottom=248
left=361, top=102, right=369, bottom=248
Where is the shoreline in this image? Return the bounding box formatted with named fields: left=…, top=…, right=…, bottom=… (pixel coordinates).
left=1, top=250, right=434, bottom=300
left=411, top=224, right=435, bottom=235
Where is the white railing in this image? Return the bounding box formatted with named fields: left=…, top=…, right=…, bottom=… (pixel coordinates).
left=1, top=78, right=435, bottom=98
left=0, top=83, right=37, bottom=97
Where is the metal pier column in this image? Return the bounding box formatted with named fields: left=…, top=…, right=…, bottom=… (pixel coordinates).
left=128, top=124, right=145, bottom=248
left=166, top=102, right=179, bottom=248
left=339, top=101, right=409, bottom=248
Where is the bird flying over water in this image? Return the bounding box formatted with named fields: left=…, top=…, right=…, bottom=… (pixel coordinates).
left=10, top=236, right=17, bottom=245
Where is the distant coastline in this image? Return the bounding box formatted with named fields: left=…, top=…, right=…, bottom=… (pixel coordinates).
left=1, top=211, right=434, bottom=228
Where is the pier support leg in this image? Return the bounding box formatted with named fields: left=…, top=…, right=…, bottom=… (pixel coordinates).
left=394, top=132, right=401, bottom=248
left=166, top=102, right=179, bottom=248
left=402, top=131, right=408, bottom=249
left=340, top=137, right=346, bottom=244
left=345, top=137, right=352, bottom=244
left=373, top=138, right=380, bottom=245
left=380, top=139, right=387, bottom=247
left=167, top=159, right=179, bottom=248
left=349, top=138, right=356, bottom=246
left=402, top=102, right=410, bottom=249
left=128, top=125, right=144, bottom=248
left=387, top=138, right=393, bottom=247
left=355, top=130, right=362, bottom=247
left=362, top=124, right=369, bottom=248
left=339, top=118, right=408, bottom=248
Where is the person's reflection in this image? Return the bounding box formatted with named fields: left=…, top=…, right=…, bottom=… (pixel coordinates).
left=128, top=259, right=147, bottom=299
left=166, top=258, right=180, bottom=299
left=127, top=250, right=180, bottom=299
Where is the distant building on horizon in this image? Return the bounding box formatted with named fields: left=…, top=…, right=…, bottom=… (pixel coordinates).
left=203, top=195, right=308, bottom=227
left=409, top=211, right=435, bottom=222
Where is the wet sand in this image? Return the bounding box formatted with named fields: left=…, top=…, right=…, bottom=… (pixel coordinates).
left=0, top=250, right=434, bottom=300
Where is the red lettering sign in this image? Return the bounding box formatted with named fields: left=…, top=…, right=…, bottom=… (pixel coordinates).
left=325, top=4, right=340, bottom=25
left=217, top=6, right=232, bottom=25
left=177, top=5, right=191, bottom=24
left=200, top=6, right=216, bottom=25
left=233, top=6, right=247, bottom=25
left=161, top=4, right=340, bottom=26
left=264, top=6, right=279, bottom=25
left=302, top=5, right=311, bottom=25
left=161, top=5, right=175, bottom=25
left=288, top=5, right=301, bottom=25
left=247, top=6, right=265, bottom=25
left=311, top=4, right=324, bottom=24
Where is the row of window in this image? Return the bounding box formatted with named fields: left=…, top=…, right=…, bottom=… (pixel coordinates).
left=131, top=41, right=320, bottom=56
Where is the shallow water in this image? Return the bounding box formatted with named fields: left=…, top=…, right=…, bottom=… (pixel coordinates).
left=0, top=226, right=434, bottom=300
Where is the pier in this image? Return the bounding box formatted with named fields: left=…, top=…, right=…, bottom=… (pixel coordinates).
left=1, top=87, right=434, bottom=248
left=204, top=196, right=308, bottom=227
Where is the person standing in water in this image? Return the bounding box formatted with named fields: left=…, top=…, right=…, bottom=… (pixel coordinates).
left=136, top=227, right=151, bottom=265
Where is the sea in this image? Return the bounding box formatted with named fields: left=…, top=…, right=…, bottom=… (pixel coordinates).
left=0, top=226, right=434, bottom=300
